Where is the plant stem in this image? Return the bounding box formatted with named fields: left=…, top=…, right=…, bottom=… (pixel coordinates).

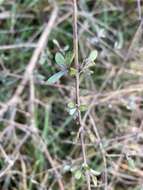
left=72, top=0, right=91, bottom=189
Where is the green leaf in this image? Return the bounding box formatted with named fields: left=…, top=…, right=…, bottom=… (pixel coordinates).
left=88, top=50, right=98, bottom=62
left=88, top=130, right=96, bottom=143
left=91, top=175, right=97, bottom=187
left=55, top=52, right=65, bottom=67
left=65, top=52, right=74, bottom=66
left=70, top=166, right=78, bottom=172
left=114, top=31, right=123, bottom=49
left=53, top=39, right=60, bottom=48
left=82, top=163, right=89, bottom=170
left=63, top=165, right=71, bottom=172
left=79, top=105, right=87, bottom=112
left=127, top=157, right=135, bottom=170
left=90, top=169, right=100, bottom=176
left=74, top=170, right=82, bottom=180
left=47, top=71, right=66, bottom=84
left=67, top=101, right=75, bottom=109
left=69, top=67, right=77, bottom=76
left=69, top=108, right=77, bottom=116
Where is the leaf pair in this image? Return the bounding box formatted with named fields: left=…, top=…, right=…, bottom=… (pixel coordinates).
left=67, top=101, right=87, bottom=116
left=81, top=50, right=98, bottom=72
left=55, top=52, right=74, bottom=69
left=47, top=52, right=74, bottom=84
left=47, top=50, right=97, bottom=84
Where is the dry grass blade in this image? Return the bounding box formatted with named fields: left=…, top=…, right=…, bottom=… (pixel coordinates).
left=1, top=1, right=143, bottom=189
left=0, top=5, right=58, bottom=117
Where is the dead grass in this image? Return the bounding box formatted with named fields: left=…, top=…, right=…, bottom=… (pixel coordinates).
left=0, top=0, right=143, bottom=189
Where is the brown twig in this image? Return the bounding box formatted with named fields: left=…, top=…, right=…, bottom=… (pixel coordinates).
left=0, top=43, right=37, bottom=50
left=29, top=50, right=65, bottom=189
left=72, top=0, right=91, bottom=189
left=89, top=115, right=108, bottom=189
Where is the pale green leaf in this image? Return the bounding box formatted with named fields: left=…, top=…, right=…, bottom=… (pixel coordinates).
left=69, top=108, right=76, bottom=116
left=88, top=50, right=98, bottom=62
left=127, top=157, right=135, bottom=170
left=69, top=67, right=77, bottom=76
left=67, top=101, right=75, bottom=109
left=70, top=166, right=78, bottom=172
left=53, top=39, right=60, bottom=48
left=82, top=163, right=89, bottom=170
left=65, top=51, right=74, bottom=66
left=63, top=165, right=71, bottom=172
left=114, top=31, right=123, bottom=49
left=79, top=105, right=87, bottom=112
left=74, top=170, right=82, bottom=180
left=90, top=169, right=100, bottom=176
left=55, top=52, right=65, bottom=67
left=91, top=175, right=97, bottom=187
left=47, top=71, right=65, bottom=84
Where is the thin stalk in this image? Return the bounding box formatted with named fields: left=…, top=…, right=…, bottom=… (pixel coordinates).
left=72, top=0, right=91, bottom=189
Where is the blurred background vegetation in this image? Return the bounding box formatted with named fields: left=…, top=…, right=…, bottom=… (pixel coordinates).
left=0, top=0, right=143, bottom=189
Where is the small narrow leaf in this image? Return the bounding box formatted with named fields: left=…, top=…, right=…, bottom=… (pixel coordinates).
left=127, top=157, right=135, bottom=170
left=55, top=52, right=65, bottom=67
left=79, top=105, right=87, bottom=112
left=53, top=39, right=60, bottom=48
left=88, top=130, right=96, bottom=143
left=82, top=163, right=89, bottom=170
left=63, top=165, right=71, bottom=172
left=69, top=108, right=77, bottom=116
left=114, top=31, right=123, bottom=49
left=70, top=166, right=78, bottom=172
left=91, top=175, right=97, bottom=187
left=67, top=101, right=75, bottom=109
left=88, top=50, right=98, bottom=62
left=47, top=71, right=66, bottom=84
left=74, top=170, right=82, bottom=180
left=69, top=67, right=77, bottom=76
left=90, top=169, right=100, bottom=176
left=65, top=51, right=74, bottom=66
